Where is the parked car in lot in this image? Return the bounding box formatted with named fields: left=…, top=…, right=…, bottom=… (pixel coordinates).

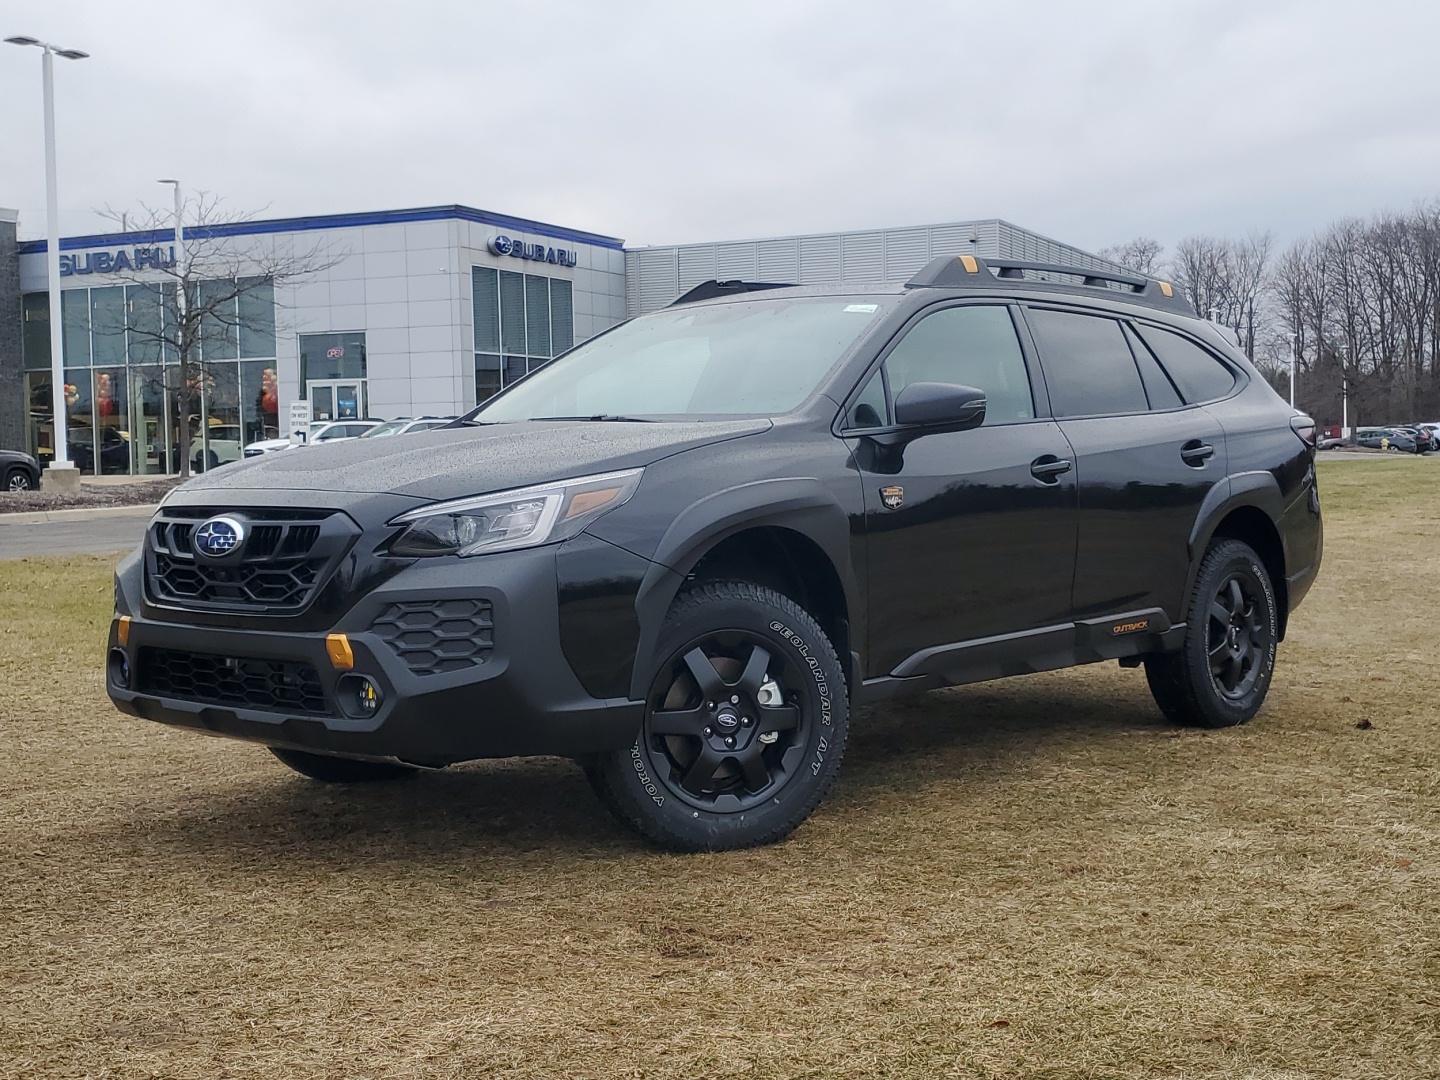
left=243, top=418, right=384, bottom=457
left=190, top=424, right=245, bottom=473
left=1, top=448, right=41, bottom=492
left=359, top=417, right=457, bottom=438
left=1356, top=427, right=1420, bottom=453
left=1394, top=426, right=1435, bottom=453
left=108, top=255, right=1323, bottom=851
left=70, top=427, right=131, bottom=474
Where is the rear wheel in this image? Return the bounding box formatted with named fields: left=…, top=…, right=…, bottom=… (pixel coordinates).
left=4, top=469, right=32, bottom=492
left=268, top=746, right=417, bottom=782
left=587, top=581, right=848, bottom=852
left=1145, top=538, right=1278, bottom=728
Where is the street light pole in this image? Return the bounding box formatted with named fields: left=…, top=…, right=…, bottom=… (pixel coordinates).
left=6, top=35, right=89, bottom=486
left=1286, top=331, right=1298, bottom=408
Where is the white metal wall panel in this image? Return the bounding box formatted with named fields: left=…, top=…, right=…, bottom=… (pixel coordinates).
left=840, top=232, right=884, bottom=282
left=756, top=239, right=799, bottom=281
left=677, top=247, right=718, bottom=293
left=624, top=220, right=1121, bottom=313
left=715, top=244, right=759, bottom=281
left=798, top=235, right=841, bottom=283
left=883, top=228, right=931, bottom=279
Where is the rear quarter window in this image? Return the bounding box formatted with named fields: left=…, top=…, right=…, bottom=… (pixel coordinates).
left=1133, top=324, right=1237, bottom=404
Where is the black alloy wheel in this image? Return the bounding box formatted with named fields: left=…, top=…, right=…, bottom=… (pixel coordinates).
left=1207, top=572, right=1267, bottom=700
left=644, top=633, right=808, bottom=812
left=5, top=469, right=33, bottom=493
left=1145, top=538, right=1278, bottom=728
left=587, top=581, right=849, bottom=852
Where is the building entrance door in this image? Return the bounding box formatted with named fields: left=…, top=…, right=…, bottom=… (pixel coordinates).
left=308, top=380, right=367, bottom=421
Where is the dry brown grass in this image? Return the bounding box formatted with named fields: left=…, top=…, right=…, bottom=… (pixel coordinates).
left=1, top=457, right=1436, bottom=1079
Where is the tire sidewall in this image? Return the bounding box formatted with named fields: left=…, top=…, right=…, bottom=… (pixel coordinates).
left=606, top=584, right=848, bottom=850
left=1187, top=541, right=1278, bottom=725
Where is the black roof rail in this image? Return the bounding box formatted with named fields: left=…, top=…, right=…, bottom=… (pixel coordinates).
left=906, top=254, right=1194, bottom=315
left=669, top=279, right=796, bottom=306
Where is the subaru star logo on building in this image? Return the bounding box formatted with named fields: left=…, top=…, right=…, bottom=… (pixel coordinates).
left=193, top=517, right=245, bottom=558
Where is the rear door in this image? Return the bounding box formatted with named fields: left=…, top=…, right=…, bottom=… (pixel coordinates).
left=1022, top=306, right=1229, bottom=625
left=845, top=301, right=1079, bottom=676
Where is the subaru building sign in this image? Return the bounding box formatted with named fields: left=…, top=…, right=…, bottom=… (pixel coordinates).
left=60, top=246, right=177, bottom=277
left=488, top=235, right=578, bottom=267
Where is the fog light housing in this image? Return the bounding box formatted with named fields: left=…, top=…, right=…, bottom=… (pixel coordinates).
left=107, top=647, right=131, bottom=690
left=337, top=673, right=383, bottom=717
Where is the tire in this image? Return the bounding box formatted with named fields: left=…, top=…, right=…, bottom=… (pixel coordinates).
left=586, top=581, right=849, bottom=852
left=268, top=746, right=417, bottom=783
left=4, top=468, right=33, bottom=493
left=1144, top=538, right=1278, bottom=728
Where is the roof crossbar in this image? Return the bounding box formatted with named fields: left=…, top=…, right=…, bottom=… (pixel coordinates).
left=906, top=254, right=1192, bottom=314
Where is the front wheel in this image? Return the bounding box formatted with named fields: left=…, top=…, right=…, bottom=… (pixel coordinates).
left=269, top=746, right=417, bottom=782
left=4, top=468, right=32, bottom=492
left=1144, top=538, right=1278, bottom=728
left=587, top=581, right=849, bottom=852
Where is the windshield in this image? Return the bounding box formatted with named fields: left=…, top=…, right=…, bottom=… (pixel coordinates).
left=362, top=421, right=408, bottom=438
left=474, top=296, right=892, bottom=422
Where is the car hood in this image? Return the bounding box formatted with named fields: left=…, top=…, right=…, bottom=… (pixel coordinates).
left=172, top=419, right=772, bottom=504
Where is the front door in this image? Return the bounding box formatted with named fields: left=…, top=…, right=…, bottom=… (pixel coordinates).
left=308, top=380, right=367, bottom=422
left=846, top=302, right=1079, bottom=677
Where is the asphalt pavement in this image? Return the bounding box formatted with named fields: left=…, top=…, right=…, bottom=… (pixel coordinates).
left=0, top=513, right=149, bottom=560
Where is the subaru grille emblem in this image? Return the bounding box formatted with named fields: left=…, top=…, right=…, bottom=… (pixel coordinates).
left=193, top=516, right=245, bottom=558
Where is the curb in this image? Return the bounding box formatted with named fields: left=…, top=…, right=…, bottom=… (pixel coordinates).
left=0, top=503, right=160, bottom=527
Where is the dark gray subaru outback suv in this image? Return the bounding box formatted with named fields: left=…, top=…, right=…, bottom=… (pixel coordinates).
left=107, top=255, right=1322, bottom=851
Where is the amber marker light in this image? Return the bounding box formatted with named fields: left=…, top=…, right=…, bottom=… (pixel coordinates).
left=116, top=615, right=131, bottom=646
left=326, top=634, right=355, bottom=670
left=564, top=486, right=625, bottom=519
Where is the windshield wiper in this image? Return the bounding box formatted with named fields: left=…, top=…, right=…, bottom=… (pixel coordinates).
left=526, top=414, right=656, bottom=423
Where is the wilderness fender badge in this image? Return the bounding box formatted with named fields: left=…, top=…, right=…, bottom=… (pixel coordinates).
left=880, top=485, right=904, bottom=510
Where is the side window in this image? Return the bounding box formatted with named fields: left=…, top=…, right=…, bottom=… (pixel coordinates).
left=1025, top=309, right=1148, bottom=417
left=1122, top=324, right=1184, bottom=410
left=849, top=369, right=887, bottom=428
left=1133, top=324, right=1237, bottom=403
left=880, top=305, right=1035, bottom=425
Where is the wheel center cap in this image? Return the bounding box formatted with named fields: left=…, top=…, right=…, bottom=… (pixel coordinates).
left=715, top=710, right=740, bottom=732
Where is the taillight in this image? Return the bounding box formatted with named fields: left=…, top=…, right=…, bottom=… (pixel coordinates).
left=1290, top=414, right=1317, bottom=448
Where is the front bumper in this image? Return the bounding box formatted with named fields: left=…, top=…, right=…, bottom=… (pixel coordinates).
left=107, top=546, right=644, bottom=767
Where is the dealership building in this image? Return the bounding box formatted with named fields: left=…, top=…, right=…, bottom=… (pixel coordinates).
left=0, top=203, right=1115, bottom=476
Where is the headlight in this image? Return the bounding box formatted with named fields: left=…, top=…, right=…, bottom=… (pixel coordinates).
left=387, top=468, right=643, bottom=557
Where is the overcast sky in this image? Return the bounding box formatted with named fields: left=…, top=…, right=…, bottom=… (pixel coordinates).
left=3, top=0, right=1438, bottom=257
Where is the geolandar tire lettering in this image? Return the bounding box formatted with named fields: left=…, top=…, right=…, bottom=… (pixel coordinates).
left=586, top=581, right=849, bottom=852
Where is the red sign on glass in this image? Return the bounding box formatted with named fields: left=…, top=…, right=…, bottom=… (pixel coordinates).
left=327, top=347, right=344, bottom=358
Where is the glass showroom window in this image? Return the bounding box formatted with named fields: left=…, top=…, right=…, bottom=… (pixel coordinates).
left=472, top=265, right=575, bottom=404
left=21, top=278, right=278, bottom=475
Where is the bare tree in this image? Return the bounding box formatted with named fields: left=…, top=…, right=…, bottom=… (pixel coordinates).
left=96, top=193, right=340, bottom=478
left=1097, top=237, right=1164, bottom=276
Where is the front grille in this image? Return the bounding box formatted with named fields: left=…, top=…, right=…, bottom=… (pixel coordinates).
left=145, top=509, right=357, bottom=614
left=371, top=599, right=495, bottom=676
left=137, top=647, right=328, bottom=715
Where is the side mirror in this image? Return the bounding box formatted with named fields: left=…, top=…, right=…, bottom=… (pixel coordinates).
left=892, top=382, right=987, bottom=435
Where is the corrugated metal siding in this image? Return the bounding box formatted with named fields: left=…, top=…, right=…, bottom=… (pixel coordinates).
left=625, top=220, right=1123, bottom=314
left=715, top=245, right=759, bottom=281
left=840, top=232, right=884, bottom=283
left=798, top=235, right=841, bottom=283
left=757, top=239, right=799, bottom=281
left=883, top=228, right=931, bottom=279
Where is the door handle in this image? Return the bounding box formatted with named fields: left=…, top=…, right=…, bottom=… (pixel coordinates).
left=1030, top=456, right=1073, bottom=482
left=1181, top=441, right=1215, bottom=466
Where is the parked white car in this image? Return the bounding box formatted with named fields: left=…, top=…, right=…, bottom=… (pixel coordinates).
left=243, top=419, right=384, bottom=457
left=190, top=424, right=245, bottom=472
left=359, top=416, right=456, bottom=438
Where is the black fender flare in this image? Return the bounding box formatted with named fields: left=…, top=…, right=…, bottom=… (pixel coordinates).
left=627, top=477, right=860, bottom=701
left=1180, top=470, right=1285, bottom=622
